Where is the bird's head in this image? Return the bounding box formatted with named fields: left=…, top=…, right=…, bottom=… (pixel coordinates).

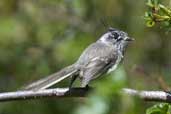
left=99, top=27, right=133, bottom=45
left=98, top=27, right=134, bottom=51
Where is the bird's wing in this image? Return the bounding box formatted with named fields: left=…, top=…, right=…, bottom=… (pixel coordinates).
left=84, top=55, right=117, bottom=78
left=77, top=42, right=118, bottom=77
left=80, top=53, right=117, bottom=87
left=77, top=42, right=116, bottom=65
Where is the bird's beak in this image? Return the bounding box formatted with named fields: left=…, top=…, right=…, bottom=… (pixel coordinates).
left=125, top=37, right=134, bottom=41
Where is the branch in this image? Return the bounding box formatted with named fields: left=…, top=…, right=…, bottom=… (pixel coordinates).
left=0, top=88, right=171, bottom=102
left=0, top=88, right=89, bottom=102
left=122, top=88, right=171, bottom=102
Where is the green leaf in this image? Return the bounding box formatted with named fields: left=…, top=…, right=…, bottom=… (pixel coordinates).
left=153, top=0, right=159, bottom=7
left=146, top=0, right=153, bottom=7
left=146, top=20, right=155, bottom=27
left=145, top=12, right=152, bottom=18
left=146, top=103, right=171, bottom=114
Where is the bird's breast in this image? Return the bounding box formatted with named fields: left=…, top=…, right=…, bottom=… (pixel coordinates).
left=107, top=52, right=123, bottom=73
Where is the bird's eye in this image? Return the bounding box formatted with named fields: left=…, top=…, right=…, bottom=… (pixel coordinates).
left=112, top=32, right=119, bottom=39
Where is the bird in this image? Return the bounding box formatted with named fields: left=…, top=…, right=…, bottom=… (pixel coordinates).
left=23, top=27, right=133, bottom=91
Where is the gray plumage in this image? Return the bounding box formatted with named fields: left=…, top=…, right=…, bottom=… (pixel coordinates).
left=75, top=42, right=119, bottom=87
left=23, top=27, right=133, bottom=91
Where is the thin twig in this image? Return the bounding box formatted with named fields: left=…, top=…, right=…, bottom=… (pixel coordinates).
left=0, top=88, right=170, bottom=102
left=123, top=88, right=171, bottom=102
left=0, top=88, right=89, bottom=102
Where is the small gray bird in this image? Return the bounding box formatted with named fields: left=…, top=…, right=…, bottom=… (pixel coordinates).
left=23, top=27, right=133, bottom=90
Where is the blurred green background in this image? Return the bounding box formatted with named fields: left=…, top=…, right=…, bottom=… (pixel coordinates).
left=0, top=0, right=171, bottom=114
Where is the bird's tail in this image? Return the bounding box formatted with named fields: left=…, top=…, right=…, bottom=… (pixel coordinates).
left=21, top=64, right=79, bottom=91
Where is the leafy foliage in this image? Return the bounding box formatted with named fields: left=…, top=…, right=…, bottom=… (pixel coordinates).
left=144, top=0, right=171, bottom=28
left=146, top=103, right=171, bottom=114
